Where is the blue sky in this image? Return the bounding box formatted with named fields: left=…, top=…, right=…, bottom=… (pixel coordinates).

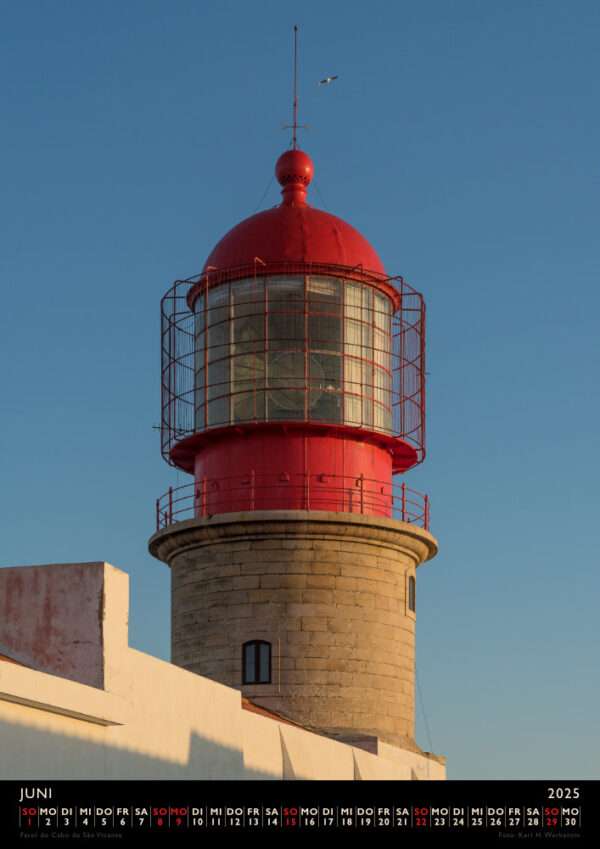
left=1, top=0, right=599, bottom=779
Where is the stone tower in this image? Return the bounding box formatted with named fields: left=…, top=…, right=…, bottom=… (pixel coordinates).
left=149, top=147, right=437, bottom=752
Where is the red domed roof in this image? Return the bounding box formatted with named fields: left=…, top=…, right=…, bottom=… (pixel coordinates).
left=203, top=149, right=386, bottom=277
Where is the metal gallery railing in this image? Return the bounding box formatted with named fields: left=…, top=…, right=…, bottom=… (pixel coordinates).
left=155, top=473, right=430, bottom=531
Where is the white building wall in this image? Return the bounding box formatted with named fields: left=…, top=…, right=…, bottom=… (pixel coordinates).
left=0, top=562, right=445, bottom=780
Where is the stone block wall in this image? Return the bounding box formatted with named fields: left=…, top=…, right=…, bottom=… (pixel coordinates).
left=149, top=511, right=437, bottom=749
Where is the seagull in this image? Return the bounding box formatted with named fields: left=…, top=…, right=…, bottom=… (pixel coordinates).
left=318, top=75, right=338, bottom=85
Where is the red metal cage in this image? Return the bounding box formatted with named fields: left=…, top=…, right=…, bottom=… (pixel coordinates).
left=160, top=262, right=426, bottom=471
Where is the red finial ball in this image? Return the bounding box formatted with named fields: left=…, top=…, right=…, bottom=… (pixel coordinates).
left=275, top=149, right=314, bottom=188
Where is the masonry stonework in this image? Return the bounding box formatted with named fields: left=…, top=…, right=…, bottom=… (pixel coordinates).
left=149, top=510, right=437, bottom=750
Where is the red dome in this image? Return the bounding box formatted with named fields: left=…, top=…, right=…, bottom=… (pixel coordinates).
left=203, top=150, right=386, bottom=277
left=204, top=205, right=386, bottom=275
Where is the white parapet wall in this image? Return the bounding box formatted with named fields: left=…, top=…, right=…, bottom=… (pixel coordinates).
left=0, top=562, right=445, bottom=780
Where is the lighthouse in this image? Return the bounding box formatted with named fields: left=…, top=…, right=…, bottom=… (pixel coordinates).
left=149, top=145, right=438, bottom=753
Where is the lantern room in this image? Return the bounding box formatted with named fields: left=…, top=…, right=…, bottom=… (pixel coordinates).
left=158, top=149, right=426, bottom=521
left=192, top=274, right=395, bottom=432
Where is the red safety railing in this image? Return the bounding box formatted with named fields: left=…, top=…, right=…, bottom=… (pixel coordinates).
left=154, top=475, right=430, bottom=532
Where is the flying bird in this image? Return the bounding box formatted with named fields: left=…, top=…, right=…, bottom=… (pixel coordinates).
left=318, top=75, right=338, bottom=85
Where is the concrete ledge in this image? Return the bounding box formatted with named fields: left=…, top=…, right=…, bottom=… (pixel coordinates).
left=0, top=660, right=128, bottom=727
left=149, top=510, right=438, bottom=567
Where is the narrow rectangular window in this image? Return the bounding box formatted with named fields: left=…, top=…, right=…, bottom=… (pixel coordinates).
left=408, top=575, right=416, bottom=612
left=242, top=640, right=272, bottom=685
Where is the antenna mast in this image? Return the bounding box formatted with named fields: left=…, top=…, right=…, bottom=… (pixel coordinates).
left=283, top=25, right=307, bottom=147
left=292, top=24, right=299, bottom=149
